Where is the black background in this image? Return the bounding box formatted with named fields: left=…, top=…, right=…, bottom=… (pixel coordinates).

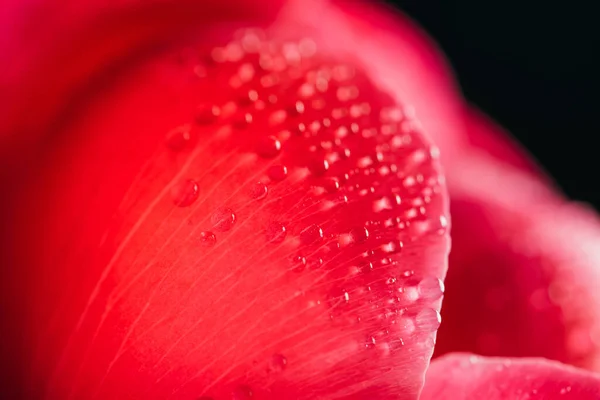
left=386, top=0, right=600, bottom=209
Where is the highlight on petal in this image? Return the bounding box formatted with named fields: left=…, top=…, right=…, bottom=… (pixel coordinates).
left=422, top=353, right=600, bottom=400
left=435, top=143, right=600, bottom=371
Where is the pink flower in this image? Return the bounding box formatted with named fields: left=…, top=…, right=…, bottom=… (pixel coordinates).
left=1, top=0, right=599, bottom=398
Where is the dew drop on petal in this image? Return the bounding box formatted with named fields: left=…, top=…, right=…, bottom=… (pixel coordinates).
left=300, top=224, right=324, bottom=245
left=165, top=125, right=194, bottom=151
left=291, top=255, right=307, bottom=272
left=323, top=178, right=340, bottom=193
left=308, top=158, right=330, bottom=176
left=349, top=226, right=369, bottom=244
left=415, top=308, right=441, bottom=332
left=267, top=165, right=288, bottom=182
left=211, top=207, right=236, bottom=231
left=199, top=231, right=216, bottom=247
left=232, top=385, right=253, bottom=399
left=418, top=277, right=444, bottom=301
left=358, top=260, right=374, bottom=274
left=266, top=222, right=287, bottom=243
left=171, top=179, right=199, bottom=207
left=249, top=182, right=268, bottom=200
left=365, top=336, right=377, bottom=349
left=257, top=136, right=282, bottom=158
left=269, top=354, right=288, bottom=372
left=195, top=104, right=220, bottom=124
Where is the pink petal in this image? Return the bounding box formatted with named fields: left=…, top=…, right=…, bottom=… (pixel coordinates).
left=435, top=143, right=600, bottom=370
left=1, top=0, right=456, bottom=398
left=422, top=353, right=600, bottom=400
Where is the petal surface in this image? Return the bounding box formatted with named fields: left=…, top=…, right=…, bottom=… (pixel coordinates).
left=435, top=145, right=600, bottom=371
left=1, top=1, right=452, bottom=399
left=422, top=353, right=600, bottom=400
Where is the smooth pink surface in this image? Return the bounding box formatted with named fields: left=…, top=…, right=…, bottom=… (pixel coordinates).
left=423, top=353, right=600, bottom=400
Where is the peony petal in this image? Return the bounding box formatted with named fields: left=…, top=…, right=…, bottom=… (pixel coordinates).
left=0, top=0, right=284, bottom=168
left=435, top=144, right=600, bottom=371
left=1, top=1, right=454, bottom=398
left=461, top=105, right=551, bottom=182
left=422, top=353, right=600, bottom=400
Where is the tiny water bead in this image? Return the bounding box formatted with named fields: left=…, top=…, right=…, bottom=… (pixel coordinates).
left=269, top=354, right=288, bottom=372
left=349, top=226, right=369, bottom=244
left=365, top=336, right=377, bottom=349
left=266, top=222, right=287, bottom=243
left=171, top=179, right=199, bottom=207
left=323, top=178, right=340, bottom=193
left=358, top=260, right=374, bottom=274
left=211, top=207, right=236, bottom=232
left=195, top=104, right=221, bottom=124
left=249, top=182, right=268, bottom=200
left=415, top=308, right=442, bottom=332
left=233, top=112, right=254, bottom=129
left=267, top=165, right=288, bottom=182
left=199, top=231, right=216, bottom=247
left=408, top=215, right=448, bottom=238
left=417, top=277, right=444, bottom=301
left=327, top=288, right=352, bottom=312
left=308, top=158, right=330, bottom=176
left=256, top=135, right=282, bottom=158
left=300, top=224, right=324, bottom=245
left=291, top=255, right=307, bottom=272
left=165, top=124, right=194, bottom=151
left=232, top=385, right=253, bottom=400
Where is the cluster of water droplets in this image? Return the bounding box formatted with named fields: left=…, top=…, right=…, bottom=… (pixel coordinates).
left=161, top=27, right=448, bottom=394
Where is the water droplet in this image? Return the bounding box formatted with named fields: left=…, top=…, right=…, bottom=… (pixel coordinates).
left=233, top=112, right=253, bottom=129
left=336, top=86, right=359, bottom=102
left=358, top=261, right=374, bottom=273
left=266, top=222, right=287, bottom=243
left=415, top=308, right=441, bottom=332
left=199, top=231, right=216, bottom=247
left=269, top=354, right=288, bottom=372
left=232, top=385, right=253, bottom=399
left=291, top=255, right=307, bottom=272
left=267, top=165, right=288, bottom=182
left=211, top=207, right=236, bottom=231
left=560, top=386, right=572, bottom=395
left=365, top=336, right=377, bottom=349
left=397, top=285, right=420, bottom=303
left=349, top=227, right=369, bottom=244
left=323, top=178, right=340, bottom=193
left=171, top=179, right=199, bottom=207
left=382, top=240, right=403, bottom=254
left=165, top=125, right=194, bottom=151
left=196, top=397, right=214, bottom=400
left=409, top=215, right=448, bottom=238
left=308, top=158, right=329, bottom=176
left=327, top=288, right=351, bottom=310
left=249, top=182, right=268, bottom=200
left=257, top=136, right=282, bottom=158
left=418, top=277, right=444, bottom=301
left=300, top=224, right=324, bottom=245
left=195, top=104, right=220, bottom=124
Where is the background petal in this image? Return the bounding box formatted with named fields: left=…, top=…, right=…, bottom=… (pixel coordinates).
left=422, top=353, right=600, bottom=400
left=435, top=140, right=600, bottom=370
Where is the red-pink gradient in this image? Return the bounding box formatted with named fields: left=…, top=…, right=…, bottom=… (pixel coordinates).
left=1, top=0, right=600, bottom=399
